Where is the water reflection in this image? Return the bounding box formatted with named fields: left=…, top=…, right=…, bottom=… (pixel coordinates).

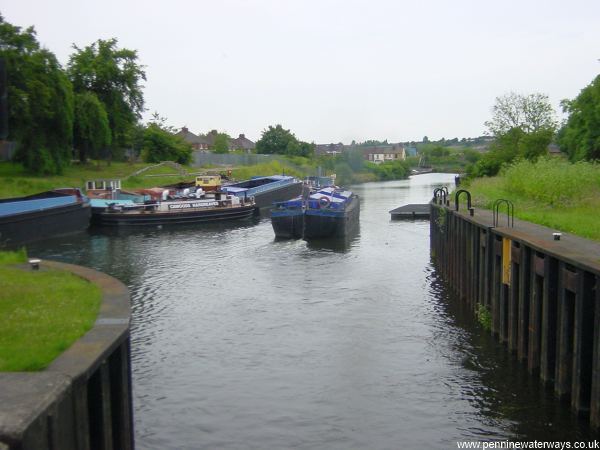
left=22, top=173, right=597, bottom=449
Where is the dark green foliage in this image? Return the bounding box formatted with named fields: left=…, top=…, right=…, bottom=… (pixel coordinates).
left=68, top=38, right=146, bottom=160
left=558, top=75, right=600, bottom=161
left=140, top=124, right=192, bottom=164
left=255, top=124, right=314, bottom=157
left=426, top=145, right=450, bottom=158
left=463, top=149, right=481, bottom=164
left=213, top=133, right=230, bottom=154
left=468, top=127, right=554, bottom=178
left=0, top=15, right=74, bottom=174
left=256, top=125, right=294, bottom=154
left=73, top=92, right=111, bottom=162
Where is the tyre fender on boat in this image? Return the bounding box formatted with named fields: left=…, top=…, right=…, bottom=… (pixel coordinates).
left=319, top=196, right=331, bottom=208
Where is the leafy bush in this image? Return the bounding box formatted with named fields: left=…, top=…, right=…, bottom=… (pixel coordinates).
left=141, top=124, right=192, bottom=164
left=365, top=160, right=409, bottom=180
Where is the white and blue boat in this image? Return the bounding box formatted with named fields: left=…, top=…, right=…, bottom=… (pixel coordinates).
left=304, top=187, right=360, bottom=239
left=271, top=186, right=360, bottom=240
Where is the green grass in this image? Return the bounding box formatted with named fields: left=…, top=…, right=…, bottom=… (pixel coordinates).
left=0, top=159, right=314, bottom=198
left=467, top=158, right=600, bottom=241
left=230, top=160, right=306, bottom=181
left=0, top=250, right=101, bottom=371
left=0, top=161, right=156, bottom=198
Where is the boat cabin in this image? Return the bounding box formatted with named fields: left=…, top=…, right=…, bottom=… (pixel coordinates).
left=195, top=175, right=221, bottom=191
left=86, top=179, right=123, bottom=199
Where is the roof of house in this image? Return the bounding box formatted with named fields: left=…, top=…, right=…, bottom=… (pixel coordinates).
left=315, top=143, right=345, bottom=155
left=175, top=127, right=210, bottom=145
left=231, top=133, right=255, bottom=149
left=547, top=143, right=562, bottom=154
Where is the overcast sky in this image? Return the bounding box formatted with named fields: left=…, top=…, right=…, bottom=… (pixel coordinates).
left=2, top=0, right=599, bottom=143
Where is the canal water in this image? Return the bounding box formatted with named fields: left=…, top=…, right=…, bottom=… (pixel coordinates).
left=27, top=173, right=595, bottom=449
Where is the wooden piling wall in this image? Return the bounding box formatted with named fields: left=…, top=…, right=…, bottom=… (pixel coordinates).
left=430, top=199, right=600, bottom=427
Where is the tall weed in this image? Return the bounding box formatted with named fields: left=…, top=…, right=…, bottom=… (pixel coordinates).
left=500, top=158, right=600, bottom=206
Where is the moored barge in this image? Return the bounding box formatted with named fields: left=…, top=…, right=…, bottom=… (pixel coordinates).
left=0, top=189, right=91, bottom=246
left=303, top=187, right=360, bottom=239
left=271, top=187, right=360, bottom=240
left=92, top=192, right=255, bottom=226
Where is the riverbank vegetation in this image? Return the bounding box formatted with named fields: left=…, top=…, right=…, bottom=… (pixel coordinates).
left=467, top=158, right=600, bottom=241
left=0, top=157, right=314, bottom=198
left=463, top=74, right=600, bottom=241
left=0, top=250, right=101, bottom=371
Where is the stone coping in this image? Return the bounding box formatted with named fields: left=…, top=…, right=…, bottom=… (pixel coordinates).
left=0, top=260, right=130, bottom=445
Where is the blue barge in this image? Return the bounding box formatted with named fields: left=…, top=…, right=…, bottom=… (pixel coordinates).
left=271, top=187, right=360, bottom=240
left=0, top=189, right=91, bottom=246
left=222, top=175, right=303, bottom=208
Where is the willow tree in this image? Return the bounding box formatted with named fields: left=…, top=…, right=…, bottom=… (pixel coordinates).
left=0, top=15, right=74, bottom=174
left=73, top=91, right=111, bottom=162
left=68, top=38, right=146, bottom=161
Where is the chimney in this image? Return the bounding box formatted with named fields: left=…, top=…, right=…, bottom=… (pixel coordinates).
left=182, top=126, right=188, bottom=134
left=239, top=134, right=245, bottom=139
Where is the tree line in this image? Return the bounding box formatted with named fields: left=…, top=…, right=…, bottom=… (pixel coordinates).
left=0, top=15, right=192, bottom=174
left=468, top=75, right=600, bottom=178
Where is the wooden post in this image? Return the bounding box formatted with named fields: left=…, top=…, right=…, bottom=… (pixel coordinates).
left=508, top=242, right=521, bottom=353
left=555, top=263, right=576, bottom=399
left=528, top=253, right=544, bottom=374
left=572, top=271, right=595, bottom=415
left=590, top=276, right=600, bottom=428
left=517, top=246, right=531, bottom=362
left=540, top=257, right=559, bottom=385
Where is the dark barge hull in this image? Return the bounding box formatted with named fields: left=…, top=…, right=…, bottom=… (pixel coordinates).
left=252, top=182, right=303, bottom=209
left=271, top=211, right=304, bottom=239
left=303, top=196, right=360, bottom=239
left=0, top=202, right=91, bottom=247
left=94, top=204, right=256, bottom=226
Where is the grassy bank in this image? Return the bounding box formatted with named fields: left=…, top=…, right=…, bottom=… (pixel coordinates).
left=0, top=161, right=154, bottom=198
left=0, top=250, right=102, bottom=371
left=0, top=154, right=416, bottom=199
left=467, top=158, right=600, bottom=241
left=0, top=159, right=316, bottom=198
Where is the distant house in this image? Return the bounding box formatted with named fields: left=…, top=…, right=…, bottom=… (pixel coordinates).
left=363, top=145, right=406, bottom=163
left=230, top=134, right=255, bottom=152
left=315, top=143, right=345, bottom=156
left=547, top=143, right=564, bottom=157
left=175, top=127, right=210, bottom=150
left=201, top=130, right=255, bottom=152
